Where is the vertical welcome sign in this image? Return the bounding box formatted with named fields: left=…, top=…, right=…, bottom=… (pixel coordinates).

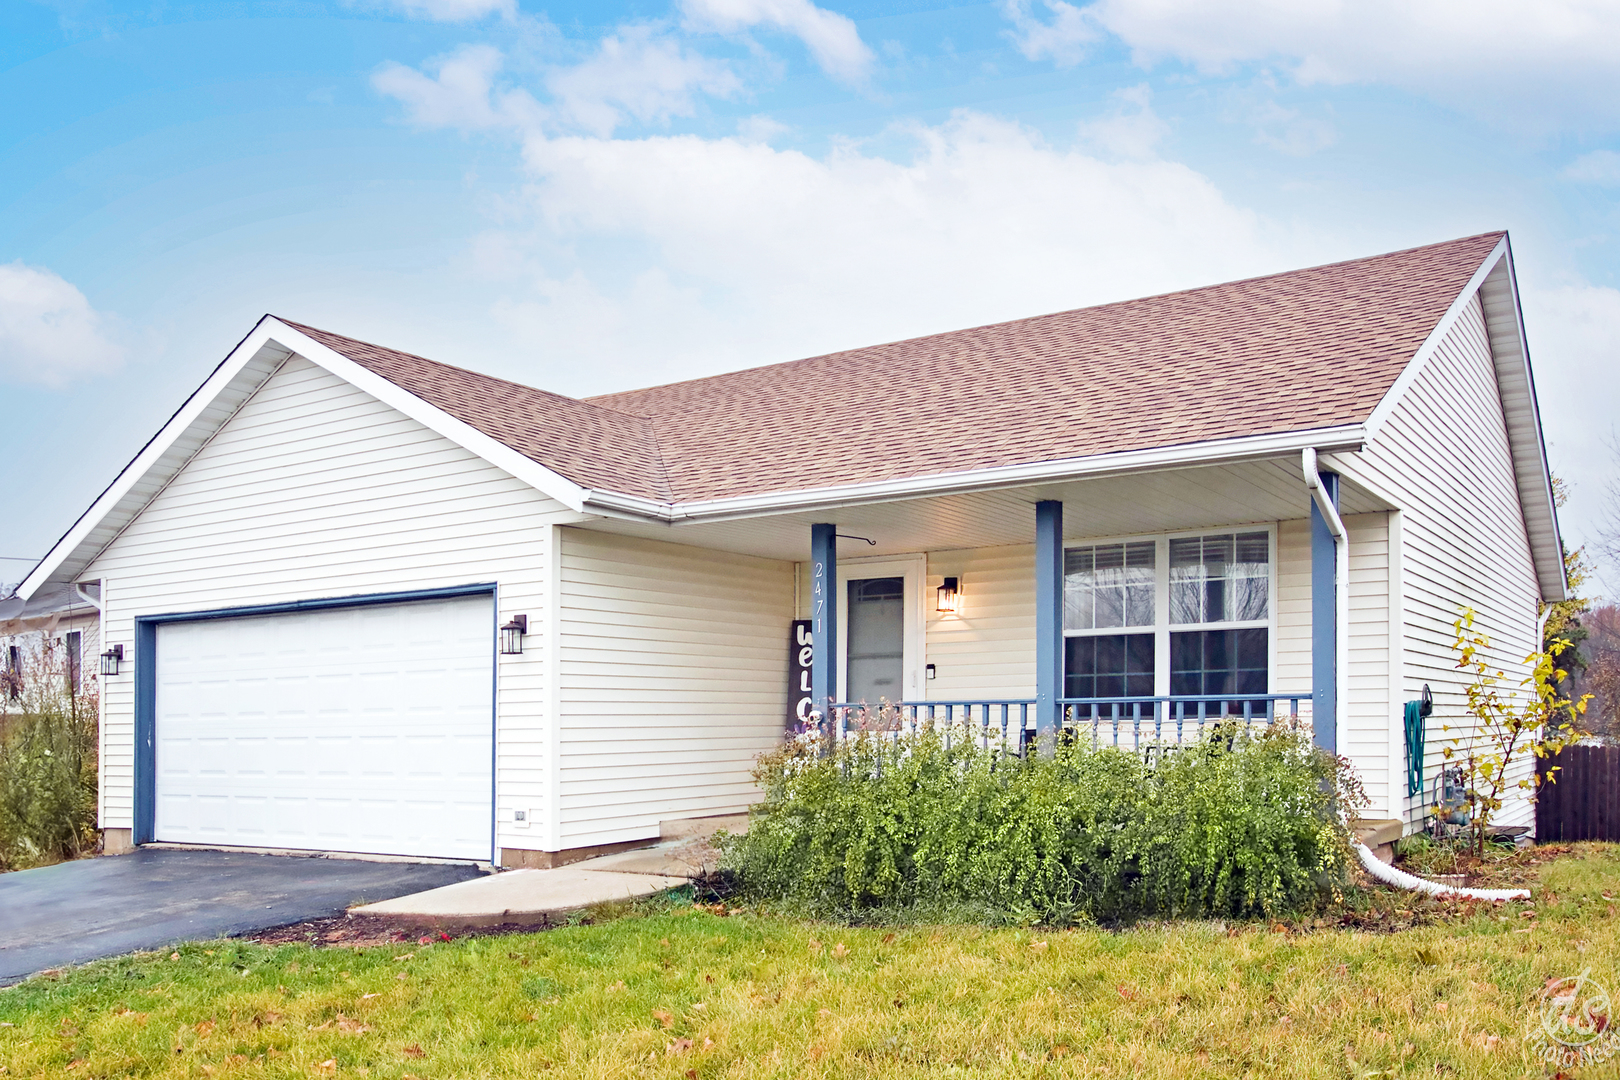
left=787, top=619, right=813, bottom=727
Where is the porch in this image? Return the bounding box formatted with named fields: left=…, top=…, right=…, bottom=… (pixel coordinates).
left=557, top=444, right=1401, bottom=842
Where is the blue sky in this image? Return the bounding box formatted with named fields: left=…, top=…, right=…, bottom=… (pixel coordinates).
left=3, top=0, right=1619, bottom=590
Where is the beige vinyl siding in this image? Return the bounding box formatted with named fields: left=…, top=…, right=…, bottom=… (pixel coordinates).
left=924, top=544, right=1037, bottom=702
left=1345, top=294, right=1542, bottom=829
left=557, top=528, right=794, bottom=848
left=85, top=356, right=573, bottom=850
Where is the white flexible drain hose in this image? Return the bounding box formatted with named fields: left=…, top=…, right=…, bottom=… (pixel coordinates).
left=1355, top=841, right=1530, bottom=902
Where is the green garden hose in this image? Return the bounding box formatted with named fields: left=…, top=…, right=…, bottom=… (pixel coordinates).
left=1404, top=684, right=1433, bottom=797
left=1404, top=700, right=1424, bottom=796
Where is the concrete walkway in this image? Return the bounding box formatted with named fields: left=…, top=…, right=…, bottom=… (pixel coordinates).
left=351, top=829, right=730, bottom=927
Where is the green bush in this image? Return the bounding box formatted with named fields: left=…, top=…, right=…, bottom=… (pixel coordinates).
left=721, top=720, right=1363, bottom=924
left=0, top=639, right=99, bottom=871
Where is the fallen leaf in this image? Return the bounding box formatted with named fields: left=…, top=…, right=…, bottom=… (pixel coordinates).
left=882, top=933, right=896, bottom=944
left=686, top=1071, right=698, bottom=1080
left=1117, top=984, right=1136, bottom=1001
left=1052, top=1044, right=1070, bottom=1057
left=1029, top=941, right=1049, bottom=953
left=337, top=1016, right=370, bottom=1034
left=402, top=1044, right=426, bottom=1059
left=667, top=1038, right=695, bottom=1055
left=395, top=973, right=407, bottom=980
left=692, top=1002, right=706, bottom=1011
left=1482, top=1033, right=1500, bottom=1052
left=392, top=954, right=414, bottom=962
left=703, top=1037, right=713, bottom=1049
left=195, top=1020, right=216, bottom=1036
left=833, top=943, right=849, bottom=959
left=170, top=953, right=180, bottom=961
left=360, top=994, right=379, bottom=1000
left=316, top=1060, right=336, bottom=1072
left=660, top=938, right=670, bottom=947
left=253, top=1012, right=282, bottom=1028
left=653, top=1010, right=675, bottom=1029
left=1434, top=1002, right=1449, bottom=1013
left=809, top=1045, right=825, bottom=1061
left=808, top=940, right=822, bottom=954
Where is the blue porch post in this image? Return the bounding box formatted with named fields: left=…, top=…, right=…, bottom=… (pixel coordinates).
left=810, top=523, right=838, bottom=717
left=1310, top=472, right=1340, bottom=755
left=1035, top=500, right=1063, bottom=744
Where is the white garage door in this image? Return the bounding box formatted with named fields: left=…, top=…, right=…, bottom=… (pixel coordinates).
left=155, top=595, right=494, bottom=860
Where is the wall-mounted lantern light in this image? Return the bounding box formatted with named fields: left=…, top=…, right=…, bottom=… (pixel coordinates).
left=499, top=615, right=528, bottom=655
left=100, top=644, right=124, bottom=677
left=936, top=576, right=962, bottom=614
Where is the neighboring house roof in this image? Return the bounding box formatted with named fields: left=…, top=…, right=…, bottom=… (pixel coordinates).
left=0, top=583, right=98, bottom=634
left=16, top=230, right=1565, bottom=601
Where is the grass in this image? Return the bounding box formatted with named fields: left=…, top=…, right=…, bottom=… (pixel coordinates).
left=6, top=846, right=1620, bottom=1079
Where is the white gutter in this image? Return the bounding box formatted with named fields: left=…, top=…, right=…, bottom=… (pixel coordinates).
left=1303, top=447, right=1351, bottom=753
left=72, top=581, right=103, bottom=613
left=583, top=424, right=1367, bottom=526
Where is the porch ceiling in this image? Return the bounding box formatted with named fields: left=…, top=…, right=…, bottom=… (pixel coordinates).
left=569, top=455, right=1393, bottom=563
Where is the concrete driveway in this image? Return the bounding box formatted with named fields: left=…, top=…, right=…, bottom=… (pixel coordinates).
left=0, top=848, right=482, bottom=985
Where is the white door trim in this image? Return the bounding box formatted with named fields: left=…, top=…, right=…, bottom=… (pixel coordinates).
left=836, top=554, right=926, bottom=705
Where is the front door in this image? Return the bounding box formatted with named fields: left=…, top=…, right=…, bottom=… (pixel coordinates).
left=846, top=577, right=904, bottom=706
left=836, top=555, right=924, bottom=707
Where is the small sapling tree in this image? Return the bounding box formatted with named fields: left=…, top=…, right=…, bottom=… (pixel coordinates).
left=1440, top=608, right=1590, bottom=859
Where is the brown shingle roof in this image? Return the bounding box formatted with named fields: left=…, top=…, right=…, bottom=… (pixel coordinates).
left=283, top=320, right=672, bottom=500
left=287, top=232, right=1502, bottom=505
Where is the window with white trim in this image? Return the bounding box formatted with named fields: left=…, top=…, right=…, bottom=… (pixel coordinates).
left=1063, top=528, right=1273, bottom=702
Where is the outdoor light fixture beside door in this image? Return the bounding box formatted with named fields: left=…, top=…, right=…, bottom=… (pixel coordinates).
left=936, top=576, right=962, bottom=614
left=100, top=644, right=123, bottom=676
left=499, top=615, right=527, bottom=655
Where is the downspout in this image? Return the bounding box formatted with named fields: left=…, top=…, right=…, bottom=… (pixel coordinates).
left=1302, top=449, right=1350, bottom=754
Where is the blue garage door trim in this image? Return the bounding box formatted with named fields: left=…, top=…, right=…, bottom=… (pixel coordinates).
left=133, top=583, right=498, bottom=850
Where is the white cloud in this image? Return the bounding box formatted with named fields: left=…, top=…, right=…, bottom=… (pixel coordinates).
left=1076, top=83, right=1167, bottom=159
left=373, top=45, right=539, bottom=130
left=479, top=109, right=1318, bottom=392
left=547, top=25, right=742, bottom=136
left=1001, top=0, right=1097, bottom=68
left=368, top=0, right=515, bottom=21
left=1054, top=0, right=1620, bottom=128
left=0, top=263, right=124, bottom=387
left=1565, top=150, right=1620, bottom=186
left=680, top=0, right=875, bottom=85
left=736, top=114, right=790, bottom=142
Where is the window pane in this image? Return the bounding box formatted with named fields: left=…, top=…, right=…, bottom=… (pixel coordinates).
left=1065, top=634, right=1155, bottom=700
left=1168, top=531, right=1269, bottom=625
left=1170, top=629, right=1268, bottom=712
left=1065, top=542, right=1156, bottom=630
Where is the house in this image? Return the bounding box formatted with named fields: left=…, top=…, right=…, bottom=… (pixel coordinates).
left=14, top=231, right=1561, bottom=867
left=0, top=583, right=101, bottom=703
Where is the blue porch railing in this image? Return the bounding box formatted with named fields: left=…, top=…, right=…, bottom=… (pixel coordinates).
left=822, top=694, right=1308, bottom=753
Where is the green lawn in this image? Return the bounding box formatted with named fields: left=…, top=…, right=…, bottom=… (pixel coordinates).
left=7, top=846, right=1620, bottom=1079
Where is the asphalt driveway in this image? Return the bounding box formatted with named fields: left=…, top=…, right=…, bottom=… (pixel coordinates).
left=0, top=848, right=482, bottom=985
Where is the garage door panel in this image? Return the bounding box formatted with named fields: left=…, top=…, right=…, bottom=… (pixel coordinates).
left=155, top=595, right=493, bottom=860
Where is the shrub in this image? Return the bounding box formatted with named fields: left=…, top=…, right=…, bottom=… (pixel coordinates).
left=721, top=719, right=1363, bottom=924
left=0, top=637, right=99, bottom=871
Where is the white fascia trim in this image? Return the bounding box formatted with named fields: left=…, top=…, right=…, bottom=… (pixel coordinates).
left=1481, top=245, right=1567, bottom=601
left=1363, top=237, right=1509, bottom=442
left=18, top=318, right=294, bottom=600
left=580, top=423, right=1367, bottom=525
left=263, top=320, right=588, bottom=514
